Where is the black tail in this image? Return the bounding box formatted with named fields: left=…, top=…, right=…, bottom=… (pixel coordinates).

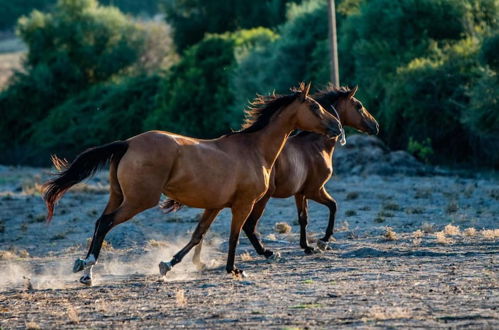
left=42, top=141, right=128, bottom=222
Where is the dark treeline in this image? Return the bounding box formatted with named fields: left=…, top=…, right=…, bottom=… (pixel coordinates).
left=0, top=0, right=497, bottom=167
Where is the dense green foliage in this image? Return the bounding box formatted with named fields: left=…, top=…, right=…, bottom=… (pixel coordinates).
left=144, top=36, right=238, bottom=138
left=0, top=0, right=55, bottom=30
left=163, top=0, right=301, bottom=51
left=0, top=0, right=145, bottom=152
left=1, top=0, right=498, bottom=167
left=27, top=75, right=162, bottom=163
left=0, top=0, right=161, bottom=30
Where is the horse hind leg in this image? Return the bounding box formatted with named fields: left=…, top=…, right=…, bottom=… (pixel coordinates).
left=75, top=196, right=160, bottom=285
left=160, top=209, right=221, bottom=275
left=74, top=162, right=124, bottom=285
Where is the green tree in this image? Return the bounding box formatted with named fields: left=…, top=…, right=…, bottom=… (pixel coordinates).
left=0, top=0, right=147, bottom=157
left=26, top=75, right=162, bottom=164
left=144, top=35, right=238, bottom=138
left=232, top=0, right=329, bottom=110
left=162, top=0, right=301, bottom=51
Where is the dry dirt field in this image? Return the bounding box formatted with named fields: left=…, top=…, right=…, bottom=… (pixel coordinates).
left=0, top=161, right=498, bottom=328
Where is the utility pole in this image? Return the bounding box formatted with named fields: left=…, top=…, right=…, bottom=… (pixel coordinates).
left=327, top=0, right=340, bottom=86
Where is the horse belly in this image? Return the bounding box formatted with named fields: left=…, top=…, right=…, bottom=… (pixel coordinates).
left=272, top=159, right=308, bottom=198
left=163, top=152, right=238, bottom=208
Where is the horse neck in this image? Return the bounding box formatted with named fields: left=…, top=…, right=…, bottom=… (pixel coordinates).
left=322, top=135, right=337, bottom=157
left=254, top=108, right=296, bottom=169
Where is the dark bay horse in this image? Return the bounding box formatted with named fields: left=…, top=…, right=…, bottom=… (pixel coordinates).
left=42, top=83, right=342, bottom=285
left=187, top=86, right=378, bottom=264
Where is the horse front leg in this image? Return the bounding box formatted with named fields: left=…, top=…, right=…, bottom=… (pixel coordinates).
left=243, top=194, right=278, bottom=259
left=159, top=209, right=220, bottom=275
left=310, top=187, right=337, bottom=251
left=226, top=202, right=255, bottom=277
left=295, top=194, right=318, bottom=255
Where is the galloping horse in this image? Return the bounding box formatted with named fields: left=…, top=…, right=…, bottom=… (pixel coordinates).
left=42, top=83, right=342, bottom=285
left=186, top=85, right=378, bottom=264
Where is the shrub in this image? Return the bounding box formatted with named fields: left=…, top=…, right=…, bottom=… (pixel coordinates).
left=232, top=0, right=329, bottom=110
left=27, top=74, right=161, bottom=164
left=144, top=36, right=238, bottom=138
left=381, top=39, right=482, bottom=162
left=163, top=0, right=300, bottom=51
left=0, top=0, right=173, bottom=164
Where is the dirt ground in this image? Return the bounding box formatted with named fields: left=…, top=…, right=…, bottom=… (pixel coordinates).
left=0, top=164, right=498, bottom=328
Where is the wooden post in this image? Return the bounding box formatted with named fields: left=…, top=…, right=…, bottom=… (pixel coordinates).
left=328, top=0, right=340, bottom=86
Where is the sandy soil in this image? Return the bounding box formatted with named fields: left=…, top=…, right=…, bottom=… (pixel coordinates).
left=0, top=164, right=498, bottom=328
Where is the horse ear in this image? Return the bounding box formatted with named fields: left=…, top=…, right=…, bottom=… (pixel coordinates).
left=305, top=82, right=311, bottom=96
left=299, top=82, right=311, bottom=102
left=348, top=85, right=358, bottom=99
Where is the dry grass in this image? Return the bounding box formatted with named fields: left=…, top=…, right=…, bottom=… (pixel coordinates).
left=275, top=222, right=292, bottom=234
left=435, top=231, right=453, bottom=244
left=25, top=321, right=41, bottom=330
left=366, top=306, right=412, bottom=321
left=266, top=233, right=277, bottom=241
left=464, top=227, right=477, bottom=237
left=384, top=227, right=397, bottom=241
left=0, top=250, right=16, bottom=260
left=413, top=230, right=424, bottom=239
left=176, top=289, right=187, bottom=307
left=421, top=222, right=435, bottom=233
left=67, top=305, right=80, bottom=324
left=443, top=224, right=460, bottom=236
left=481, top=229, right=499, bottom=239
left=240, top=251, right=253, bottom=261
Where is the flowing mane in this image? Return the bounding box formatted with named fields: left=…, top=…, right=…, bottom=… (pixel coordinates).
left=313, top=84, right=352, bottom=107
left=233, top=92, right=300, bottom=134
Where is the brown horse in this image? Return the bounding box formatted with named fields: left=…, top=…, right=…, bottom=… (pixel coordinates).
left=42, top=83, right=342, bottom=285
left=188, top=85, right=378, bottom=264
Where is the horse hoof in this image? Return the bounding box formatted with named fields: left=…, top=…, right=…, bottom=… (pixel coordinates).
left=317, top=239, right=331, bottom=251
left=79, top=275, right=92, bottom=286
left=304, top=247, right=321, bottom=255
left=73, top=258, right=86, bottom=273
left=159, top=261, right=173, bottom=276
left=265, top=251, right=281, bottom=262
left=229, top=268, right=247, bottom=278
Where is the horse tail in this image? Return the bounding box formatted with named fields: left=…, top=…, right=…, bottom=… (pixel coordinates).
left=42, top=141, right=129, bottom=222
left=159, top=199, right=184, bottom=214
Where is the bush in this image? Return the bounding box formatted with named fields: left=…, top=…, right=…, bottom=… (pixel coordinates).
left=0, top=0, right=156, bottom=161
left=163, top=0, right=301, bottom=51
left=26, top=74, right=162, bottom=164
left=480, top=32, right=499, bottom=72
left=462, top=69, right=499, bottom=165
left=144, top=36, right=238, bottom=138
left=382, top=39, right=482, bottom=162
left=339, top=0, right=468, bottom=107
left=232, top=0, right=329, bottom=110
left=0, top=0, right=54, bottom=30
